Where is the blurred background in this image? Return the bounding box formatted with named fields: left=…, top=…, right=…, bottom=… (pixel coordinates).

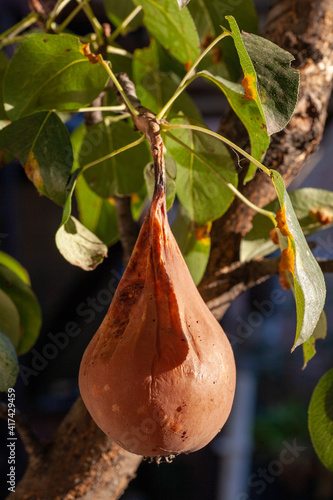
left=0, top=0, right=333, bottom=499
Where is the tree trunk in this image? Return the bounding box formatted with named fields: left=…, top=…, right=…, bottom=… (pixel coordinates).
left=12, top=0, right=333, bottom=498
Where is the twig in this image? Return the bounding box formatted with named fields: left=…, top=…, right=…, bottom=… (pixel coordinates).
left=201, top=257, right=333, bottom=318
left=114, top=196, right=139, bottom=267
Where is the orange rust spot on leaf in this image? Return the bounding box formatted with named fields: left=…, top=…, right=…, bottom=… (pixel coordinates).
left=184, top=61, right=192, bottom=72
left=80, top=43, right=100, bottom=64
left=275, top=205, right=292, bottom=238
left=108, top=197, right=116, bottom=206
left=195, top=222, right=212, bottom=246
left=241, top=74, right=256, bottom=101
left=269, top=228, right=279, bottom=245
left=309, top=207, right=333, bottom=225
left=25, top=152, right=43, bottom=191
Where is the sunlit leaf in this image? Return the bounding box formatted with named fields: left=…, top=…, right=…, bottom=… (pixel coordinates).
left=0, top=265, right=42, bottom=355
left=132, top=0, right=200, bottom=66
left=309, top=368, right=333, bottom=471
left=172, top=205, right=211, bottom=285
left=3, top=34, right=109, bottom=120
left=226, top=16, right=300, bottom=136
left=196, top=71, right=269, bottom=181
left=0, top=331, right=19, bottom=392
left=177, top=0, right=191, bottom=9
left=0, top=111, right=73, bottom=206
left=0, top=251, right=30, bottom=285
left=271, top=171, right=326, bottom=350
left=188, top=0, right=258, bottom=81
left=302, top=311, right=327, bottom=369
left=164, top=117, right=237, bottom=225
left=240, top=188, right=333, bottom=262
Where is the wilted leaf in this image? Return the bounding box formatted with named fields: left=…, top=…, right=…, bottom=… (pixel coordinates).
left=0, top=331, right=19, bottom=392
left=164, top=117, right=237, bottom=225
left=55, top=216, right=108, bottom=271
left=309, top=368, right=333, bottom=471
left=3, top=34, right=109, bottom=120
left=0, top=111, right=73, bottom=206
left=0, top=265, right=42, bottom=355
left=271, top=171, right=326, bottom=350
left=132, top=0, right=200, bottom=66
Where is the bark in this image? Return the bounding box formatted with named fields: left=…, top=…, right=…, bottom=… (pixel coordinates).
left=12, top=0, right=333, bottom=498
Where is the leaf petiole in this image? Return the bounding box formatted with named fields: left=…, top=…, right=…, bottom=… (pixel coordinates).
left=0, top=12, right=39, bottom=41
left=109, top=5, right=143, bottom=42
left=81, top=135, right=145, bottom=172
left=162, top=122, right=271, bottom=176
left=157, top=31, right=230, bottom=120
left=164, top=130, right=276, bottom=224
left=99, top=58, right=139, bottom=117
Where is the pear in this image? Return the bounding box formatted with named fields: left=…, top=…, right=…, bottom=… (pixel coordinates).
left=79, top=185, right=236, bottom=457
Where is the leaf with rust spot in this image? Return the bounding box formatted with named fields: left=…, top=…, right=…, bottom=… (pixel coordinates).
left=271, top=171, right=326, bottom=352
left=25, top=151, right=44, bottom=193
left=0, top=111, right=73, bottom=206
left=241, top=74, right=256, bottom=101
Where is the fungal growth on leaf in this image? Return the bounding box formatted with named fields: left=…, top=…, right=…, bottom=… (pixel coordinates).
left=79, top=112, right=236, bottom=458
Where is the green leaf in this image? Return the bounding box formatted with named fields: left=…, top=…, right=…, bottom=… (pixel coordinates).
left=0, top=331, right=19, bottom=392
left=302, top=311, right=327, bottom=369
left=271, top=171, right=326, bottom=350
left=309, top=368, right=333, bottom=471
left=55, top=216, right=108, bottom=271
left=3, top=33, right=109, bottom=120
left=81, top=120, right=150, bottom=198
left=0, top=290, right=21, bottom=350
left=0, top=111, right=73, bottom=206
left=172, top=206, right=211, bottom=285
left=144, top=157, right=176, bottom=210
left=133, top=40, right=201, bottom=120
left=196, top=70, right=270, bottom=181
left=132, top=0, right=200, bottom=66
left=0, top=265, right=42, bottom=355
left=188, top=0, right=258, bottom=80
left=0, top=251, right=30, bottom=285
left=164, top=117, right=237, bottom=225
left=226, top=16, right=300, bottom=136
left=0, top=51, right=8, bottom=120
left=103, top=0, right=144, bottom=31
left=75, top=174, right=119, bottom=247
left=131, top=184, right=148, bottom=221
left=240, top=188, right=333, bottom=262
